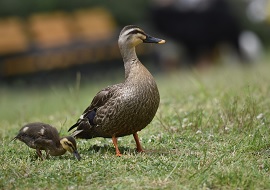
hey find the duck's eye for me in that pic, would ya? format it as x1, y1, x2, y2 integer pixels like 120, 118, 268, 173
64, 141, 75, 150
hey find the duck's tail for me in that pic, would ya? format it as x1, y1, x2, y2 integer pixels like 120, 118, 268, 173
69, 109, 96, 132
68, 122, 79, 132
70, 130, 83, 137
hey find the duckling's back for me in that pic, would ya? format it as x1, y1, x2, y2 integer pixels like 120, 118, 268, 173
14, 122, 60, 149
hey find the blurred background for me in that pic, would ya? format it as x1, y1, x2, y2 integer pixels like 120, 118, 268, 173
0, 0, 269, 84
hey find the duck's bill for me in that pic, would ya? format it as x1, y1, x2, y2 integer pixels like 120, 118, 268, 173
143, 35, 166, 44
73, 150, 81, 161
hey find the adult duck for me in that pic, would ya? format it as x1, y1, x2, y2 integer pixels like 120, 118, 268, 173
68, 25, 165, 156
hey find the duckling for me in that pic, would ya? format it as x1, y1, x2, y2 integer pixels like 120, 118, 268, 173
68, 25, 165, 156
13, 122, 81, 160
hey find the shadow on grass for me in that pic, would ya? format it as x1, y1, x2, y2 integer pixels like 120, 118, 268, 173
88, 144, 180, 156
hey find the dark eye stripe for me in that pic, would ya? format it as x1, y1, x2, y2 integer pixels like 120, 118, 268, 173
127, 29, 146, 36
65, 142, 75, 150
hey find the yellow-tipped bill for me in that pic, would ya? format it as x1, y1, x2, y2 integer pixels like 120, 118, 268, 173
158, 39, 166, 44
143, 34, 166, 44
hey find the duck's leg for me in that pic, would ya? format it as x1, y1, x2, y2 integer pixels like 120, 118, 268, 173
36, 149, 44, 160
112, 136, 122, 157
45, 150, 50, 159
133, 133, 144, 153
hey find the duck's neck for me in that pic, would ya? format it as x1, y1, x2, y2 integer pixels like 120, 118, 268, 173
119, 45, 139, 79
48, 144, 66, 156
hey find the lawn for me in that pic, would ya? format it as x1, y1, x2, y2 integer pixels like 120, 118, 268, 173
1, 59, 270, 189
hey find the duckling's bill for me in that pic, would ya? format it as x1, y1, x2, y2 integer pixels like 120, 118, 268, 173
143, 35, 166, 44
73, 150, 81, 161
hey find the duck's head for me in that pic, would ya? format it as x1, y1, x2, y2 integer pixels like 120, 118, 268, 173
118, 25, 166, 48
60, 136, 81, 161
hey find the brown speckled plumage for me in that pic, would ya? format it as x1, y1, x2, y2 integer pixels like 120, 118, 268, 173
68, 25, 165, 156
13, 122, 81, 160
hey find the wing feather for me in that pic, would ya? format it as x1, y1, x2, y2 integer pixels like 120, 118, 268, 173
68, 84, 123, 132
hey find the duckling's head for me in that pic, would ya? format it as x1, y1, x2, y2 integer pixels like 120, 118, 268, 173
119, 25, 165, 48
60, 136, 81, 161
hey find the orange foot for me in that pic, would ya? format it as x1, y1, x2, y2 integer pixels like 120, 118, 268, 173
116, 152, 122, 157
137, 148, 144, 153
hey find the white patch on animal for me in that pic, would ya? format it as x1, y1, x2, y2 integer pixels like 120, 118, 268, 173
80, 115, 84, 119
22, 127, 29, 132
40, 127, 45, 135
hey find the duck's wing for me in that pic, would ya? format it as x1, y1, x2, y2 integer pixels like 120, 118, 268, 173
68, 84, 123, 133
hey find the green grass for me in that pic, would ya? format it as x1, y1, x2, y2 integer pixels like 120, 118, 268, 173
1, 61, 270, 189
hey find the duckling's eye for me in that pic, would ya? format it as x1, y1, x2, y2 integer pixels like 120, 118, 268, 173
64, 142, 75, 150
